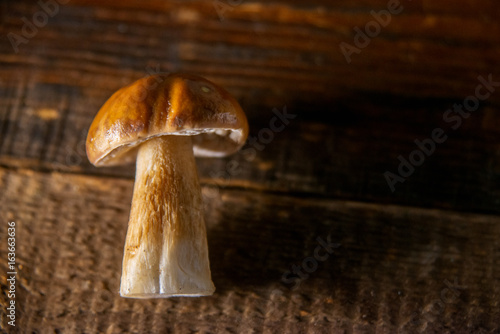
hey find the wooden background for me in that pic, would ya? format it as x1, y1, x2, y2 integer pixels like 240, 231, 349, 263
0, 0, 499, 333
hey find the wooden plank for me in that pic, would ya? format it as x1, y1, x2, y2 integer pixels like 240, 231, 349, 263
0, 167, 499, 333
0, 0, 499, 107
1, 78, 499, 213
1, 0, 500, 214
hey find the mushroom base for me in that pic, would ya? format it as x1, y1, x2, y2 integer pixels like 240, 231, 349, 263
120, 135, 215, 298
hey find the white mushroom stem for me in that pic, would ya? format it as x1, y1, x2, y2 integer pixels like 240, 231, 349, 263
120, 135, 215, 298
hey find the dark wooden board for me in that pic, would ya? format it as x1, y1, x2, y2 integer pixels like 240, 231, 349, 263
1, 80, 499, 213
0, 167, 499, 333
1, 0, 500, 214
1, 0, 500, 105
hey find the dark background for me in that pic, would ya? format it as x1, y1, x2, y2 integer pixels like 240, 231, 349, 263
0, 0, 499, 333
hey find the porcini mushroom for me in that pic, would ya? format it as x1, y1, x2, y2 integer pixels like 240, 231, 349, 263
86, 73, 248, 298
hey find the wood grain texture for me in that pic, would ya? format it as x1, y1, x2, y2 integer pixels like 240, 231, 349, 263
1, 0, 499, 104
1, 0, 500, 214
1, 0, 499, 332
0, 167, 499, 333
1, 81, 499, 214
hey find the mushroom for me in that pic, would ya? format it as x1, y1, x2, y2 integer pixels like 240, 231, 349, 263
86, 73, 248, 298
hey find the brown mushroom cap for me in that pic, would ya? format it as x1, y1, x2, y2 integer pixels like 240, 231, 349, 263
86, 73, 249, 166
